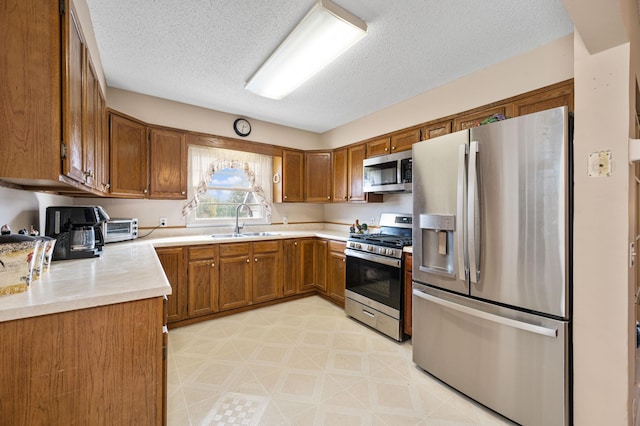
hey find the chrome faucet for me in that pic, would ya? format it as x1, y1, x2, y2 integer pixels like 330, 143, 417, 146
234, 203, 253, 235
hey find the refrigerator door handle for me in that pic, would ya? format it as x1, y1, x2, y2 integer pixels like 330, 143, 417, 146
456, 144, 467, 281
412, 289, 558, 338
467, 141, 480, 283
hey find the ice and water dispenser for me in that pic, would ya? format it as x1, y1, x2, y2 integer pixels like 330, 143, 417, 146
418, 214, 457, 277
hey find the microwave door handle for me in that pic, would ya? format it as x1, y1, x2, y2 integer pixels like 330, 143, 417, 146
456, 143, 467, 281
467, 141, 480, 284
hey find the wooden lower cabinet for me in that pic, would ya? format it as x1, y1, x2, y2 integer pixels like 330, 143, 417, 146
156, 246, 187, 323
187, 245, 219, 317
283, 239, 301, 296
252, 241, 283, 303
327, 240, 346, 306
0, 298, 165, 425
218, 241, 283, 311
404, 253, 413, 336
219, 243, 252, 311
300, 239, 318, 293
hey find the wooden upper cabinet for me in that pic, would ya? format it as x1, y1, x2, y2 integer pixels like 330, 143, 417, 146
282, 149, 304, 202
508, 82, 574, 117
347, 144, 366, 202
0, 0, 61, 182
390, 128, 420, 153
62, 0, 85, 184
332, 148, 348, 203
453, 106, 507, 131
365, 137, 391, 158
421, 120, 452, 140
109, 113, 149, 197
305, 151, 332, 202
149, 127, 187, 199
82, 52, 99, 190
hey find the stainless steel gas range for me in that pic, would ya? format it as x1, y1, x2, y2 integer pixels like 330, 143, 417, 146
344, 213, 412, 341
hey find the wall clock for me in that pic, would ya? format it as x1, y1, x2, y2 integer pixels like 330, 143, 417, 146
233, 118, 251, 137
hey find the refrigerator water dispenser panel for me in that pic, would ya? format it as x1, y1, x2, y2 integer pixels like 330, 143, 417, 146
419, 214, 456, 277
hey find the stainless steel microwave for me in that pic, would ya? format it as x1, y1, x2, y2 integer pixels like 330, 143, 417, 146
103, 218, 138, 243
363, 150, 412, 193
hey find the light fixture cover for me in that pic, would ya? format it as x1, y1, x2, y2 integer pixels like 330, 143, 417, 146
245, 0, 367, 100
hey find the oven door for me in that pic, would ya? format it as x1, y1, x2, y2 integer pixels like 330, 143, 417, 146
344, 248, 403, 315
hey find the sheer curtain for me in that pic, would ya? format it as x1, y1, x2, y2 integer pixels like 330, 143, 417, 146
182, 145, 272, 222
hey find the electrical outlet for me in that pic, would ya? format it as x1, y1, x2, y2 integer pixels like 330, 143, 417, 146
370, 217, 375, 224
159, 218, 167, 227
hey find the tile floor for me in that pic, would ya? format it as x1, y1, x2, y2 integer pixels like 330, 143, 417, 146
167, 296, 515, 425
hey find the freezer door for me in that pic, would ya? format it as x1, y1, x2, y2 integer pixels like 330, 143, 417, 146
412, 131, 469, 294
412, 285, 569, 426
469, 107, 569, 318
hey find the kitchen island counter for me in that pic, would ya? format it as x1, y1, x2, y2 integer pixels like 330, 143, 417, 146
0, 240, 171, 322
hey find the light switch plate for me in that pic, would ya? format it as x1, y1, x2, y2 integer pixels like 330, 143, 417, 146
588, 150, 612, 177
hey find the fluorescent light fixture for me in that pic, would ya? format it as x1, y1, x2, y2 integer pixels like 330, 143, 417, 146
245, 0, 367, 100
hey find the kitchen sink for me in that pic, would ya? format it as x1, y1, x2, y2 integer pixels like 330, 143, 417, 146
211, 232, 281, 238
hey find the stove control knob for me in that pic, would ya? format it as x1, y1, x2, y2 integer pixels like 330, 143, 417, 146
368, 245, 374, 252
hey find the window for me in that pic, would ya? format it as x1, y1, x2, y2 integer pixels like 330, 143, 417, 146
183, 145, 272, 226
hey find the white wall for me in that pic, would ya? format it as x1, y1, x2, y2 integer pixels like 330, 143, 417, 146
0, 186, 72, 235
106, 88, 324, 151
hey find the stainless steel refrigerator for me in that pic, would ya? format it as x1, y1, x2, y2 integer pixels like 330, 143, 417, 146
411, 106, 571, 426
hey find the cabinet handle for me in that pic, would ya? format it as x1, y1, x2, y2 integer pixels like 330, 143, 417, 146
181, 191, 186, 195
384, 147, 388, 151
327, 196, 330, 199
392, 146, 397, 150
254, 258, 258, 262
343, 258, 346, 262
246, 259, 250, 263
284, 195, 288, 200
211, 263, 215, 267
143, 188, 148, 194
294, 242, 298, 246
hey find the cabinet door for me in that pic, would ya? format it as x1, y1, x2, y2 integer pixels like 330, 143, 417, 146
509, 83, 574, 117
299, 239, 316, 293
109, 113, 149, 197
155, 247, 187, 323
390, 128, 420, 153
314, 240, 327, 292
332, 148, 348, 203
282, 239, 300, 296
219, 243, 252, 311
282, 150, 304, 202
347, 144, 366, 202
82, 53, 98, 189
328, 244, 346, 305
0, 0, 61, 182
453, 106, 507, 131
365, 136, 390, 158
421, 120, 452, 140
404, 253, 412, 336
252, 241, 282, 303
305, 152, 332, 202
97, 89, 110, 193
62, 1, 85, 183
149, 127, 187, 199
187, 246, 218, 317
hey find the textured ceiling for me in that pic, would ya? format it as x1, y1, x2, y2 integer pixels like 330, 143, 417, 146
85, 0, 573, 133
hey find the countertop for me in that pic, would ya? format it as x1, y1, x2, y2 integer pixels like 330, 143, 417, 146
0, 229, 350, 323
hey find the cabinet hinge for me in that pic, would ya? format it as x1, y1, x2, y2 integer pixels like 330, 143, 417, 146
59, 0, 65, 14
60, 143, 67, 159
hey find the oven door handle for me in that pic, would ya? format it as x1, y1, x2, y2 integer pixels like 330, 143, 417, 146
344, 249, 402, 268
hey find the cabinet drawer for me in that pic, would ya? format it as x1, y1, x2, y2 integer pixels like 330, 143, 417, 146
253, 240, 281, 253
188, 245, 217, 260
220, 243, 250, 257
329, 240, 346, 252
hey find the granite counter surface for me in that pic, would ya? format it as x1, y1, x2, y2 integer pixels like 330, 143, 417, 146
0, 230, 349, 322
